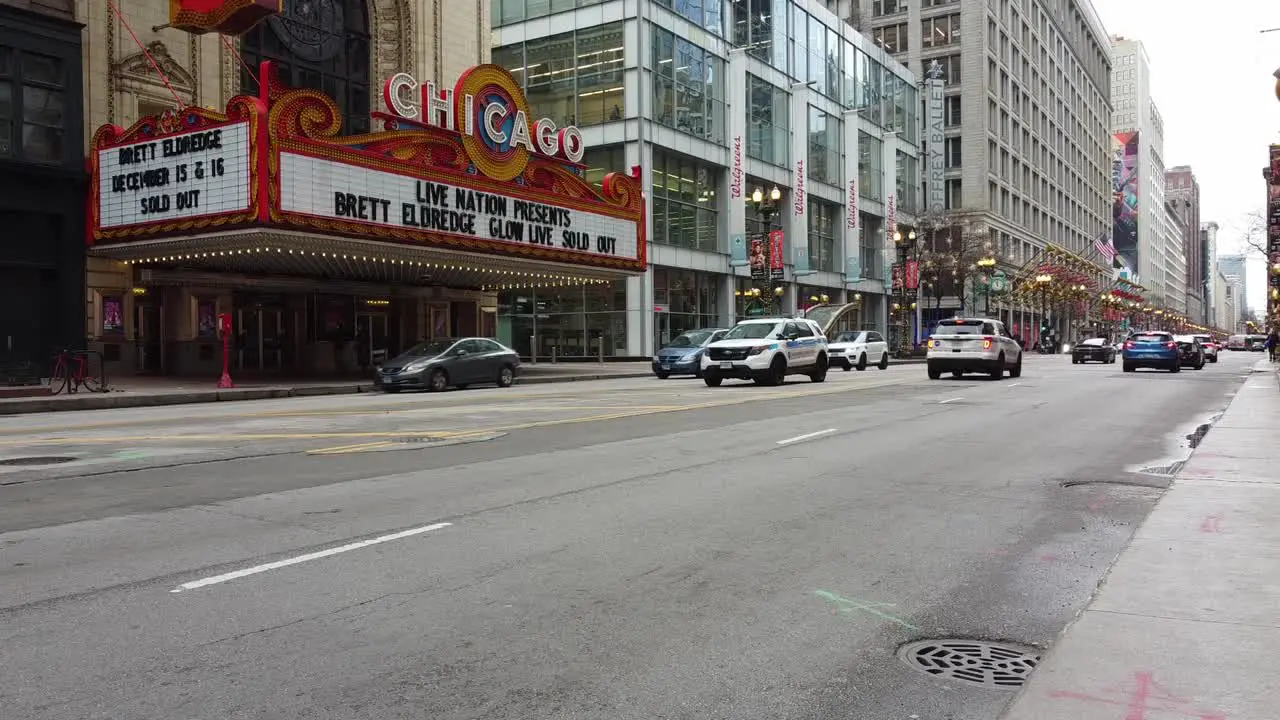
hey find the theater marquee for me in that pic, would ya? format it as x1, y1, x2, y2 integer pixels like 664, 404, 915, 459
87, 61, 646, 274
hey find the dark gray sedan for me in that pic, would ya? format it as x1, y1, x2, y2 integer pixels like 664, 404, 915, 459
376, 338, 520, 392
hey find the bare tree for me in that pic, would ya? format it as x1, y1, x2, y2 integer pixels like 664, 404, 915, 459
1236, 209, 1269, 257
917, 211, 996, 314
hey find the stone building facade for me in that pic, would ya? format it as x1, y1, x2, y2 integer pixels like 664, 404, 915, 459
77, 0, 489, 374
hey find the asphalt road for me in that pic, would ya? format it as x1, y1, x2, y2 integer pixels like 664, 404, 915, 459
0, 351, 1257, 719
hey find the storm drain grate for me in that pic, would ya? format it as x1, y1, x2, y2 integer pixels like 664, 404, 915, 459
897, 639, 1040, 690
0, 456, 76, 466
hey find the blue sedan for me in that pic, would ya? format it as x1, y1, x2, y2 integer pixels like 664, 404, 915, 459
652, 328, 727, 378
1122, 331, 1181, 373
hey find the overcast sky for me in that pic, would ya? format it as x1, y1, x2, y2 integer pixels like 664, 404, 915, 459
1091, 0, 1279, 313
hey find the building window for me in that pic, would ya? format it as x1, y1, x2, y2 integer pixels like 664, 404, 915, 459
858, 131, 883, 202
0, 47, 68, 164
921, 14, 961, 48
242, 0, 370, 133
747, 74, 788, 166
874, 23, 910, 54
944, 137, 961, 168
896, 150, 919, 213
860, 213, 884, 279
872, 0, 906, 16
493, 0, 607, 27
807, 106, 840, 185
922, 0, 959, 5
652, 27, 724, 142
933, 54, 961, 84
944, 95, 961, 126
808, 199, 839, 272
655, 0, 724, 34
729, 0, 787, 70
497, 281, 626, 358
497, 24, 625, 129
653, 268, 724, 346
651, 149, 719, 252
581, 146, 626, 192
945, 178, 962, 209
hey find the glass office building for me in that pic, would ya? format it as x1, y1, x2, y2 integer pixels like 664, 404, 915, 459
493, 0, 921, 356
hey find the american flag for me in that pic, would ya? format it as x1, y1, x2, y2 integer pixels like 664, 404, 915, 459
1093, 233, 1118, 264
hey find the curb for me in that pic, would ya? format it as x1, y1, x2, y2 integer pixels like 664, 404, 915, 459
0, 371, 654, 416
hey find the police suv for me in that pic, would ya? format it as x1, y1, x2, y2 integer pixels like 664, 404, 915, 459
926, 316, 1023, 380
700, 317, 829, 387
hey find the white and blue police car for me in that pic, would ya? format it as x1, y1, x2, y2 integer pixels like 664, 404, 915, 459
699, 317, 829, 387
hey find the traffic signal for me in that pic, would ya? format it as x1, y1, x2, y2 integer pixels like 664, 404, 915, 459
1040, 319, 1050, 334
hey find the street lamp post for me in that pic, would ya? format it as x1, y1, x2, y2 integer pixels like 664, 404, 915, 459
1035, 273, 1053, 352
894, 229, 918, 357
751, 186, 783, 313
976, 255, 997, 315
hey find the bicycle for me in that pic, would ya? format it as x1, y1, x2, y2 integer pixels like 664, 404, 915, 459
49, 349, 106, 395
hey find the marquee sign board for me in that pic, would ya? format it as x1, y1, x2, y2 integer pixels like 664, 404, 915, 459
86, 61, 646, 273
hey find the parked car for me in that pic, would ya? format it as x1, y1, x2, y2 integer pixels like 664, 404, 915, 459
1191, 334, 1219, 363
700, 317, 828, 387
828, 330, 890, 371
376, 338, 520, 392
1121, 331, 1180, 373
652, 328, 727, 378
1071, 337, 1116, 364
925, 317, 1023, 380
1173, 335, 1206, 370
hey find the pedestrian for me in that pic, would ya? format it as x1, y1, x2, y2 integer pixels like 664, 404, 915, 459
1267, 328, 1279, 362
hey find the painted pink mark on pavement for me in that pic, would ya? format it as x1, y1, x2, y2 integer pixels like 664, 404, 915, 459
1200, 514, 1223, 534
1049, 671, 1226, 719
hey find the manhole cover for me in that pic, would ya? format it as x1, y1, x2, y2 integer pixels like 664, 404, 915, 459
897, 639, 1040, 690
0, 456, 76, 466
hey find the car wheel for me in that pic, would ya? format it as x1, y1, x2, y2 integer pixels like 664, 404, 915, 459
765, 357, 786, 386
1010, 353, 1023, 378
497, 365, 516, 388
1170, 363, 1181, 373
856, 353, 867, 371
703, 372, 722, 387
1209, 356, 1217, 363
951, 370, 963, 378
1072, 357, 1080, 364
1123, 362, 1134, 372
927, 364, 942, 380
427, 369, 449, 391
878, 353, 889, 370
656, 371, 670, 379
1195, 362, 1204, 370
809, 354, 828, 383
841, 361, 852, 371
989, 354, 1005, 380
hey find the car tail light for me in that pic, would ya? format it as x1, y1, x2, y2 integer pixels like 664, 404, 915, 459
982, 337, 993, 349
1124, 341, 1134, 350
1167, 342, 1177, 350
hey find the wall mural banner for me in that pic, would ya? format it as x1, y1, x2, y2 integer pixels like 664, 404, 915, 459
925, 77, 946, 215
730, 233, 748, 266
85, 61, 647, 273
1112, 131, 1140, 276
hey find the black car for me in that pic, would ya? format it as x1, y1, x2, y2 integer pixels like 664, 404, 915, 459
376, 338, 520, 392
1071, 338, 1116, 364
1173, 335, 1205, 370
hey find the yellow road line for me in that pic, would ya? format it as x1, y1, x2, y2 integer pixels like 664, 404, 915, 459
307, 440, 398, 455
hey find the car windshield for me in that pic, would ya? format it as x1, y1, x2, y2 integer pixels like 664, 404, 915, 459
1131, 333, 1172, 343
1193, 335, 1212, 343
1079, 338, 1105, 346
833, 331, 863, 343
667, 331, 713, 348
724, 322, 781, 340
401, 340, 455, 357
935, 322, 983, 335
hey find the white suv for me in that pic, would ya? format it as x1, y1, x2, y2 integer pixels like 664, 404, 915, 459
926, 317, 1023, 380
701, 317, 829, 387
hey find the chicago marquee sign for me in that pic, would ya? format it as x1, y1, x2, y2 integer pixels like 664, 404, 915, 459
87, 61, 646, 273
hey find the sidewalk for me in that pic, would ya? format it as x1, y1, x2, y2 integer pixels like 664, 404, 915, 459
1000, 359, 1280, 719
0, 362, 653, 416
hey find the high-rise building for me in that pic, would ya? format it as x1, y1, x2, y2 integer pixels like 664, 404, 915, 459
493, 0, 925, 355
1109, 37, 1168, 303
854, 0, 1113, 266
1201, 221, 1221, 326
1166, 166, 1202, 322
1218, 254, 1249, 321
1213, 269, 1235, 333
1161, 200, 1188, 315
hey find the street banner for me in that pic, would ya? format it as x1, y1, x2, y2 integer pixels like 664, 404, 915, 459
905, 260, 920, 290
792, 243, 813, 276
749, 235, 766, 281
845, 253, 862, 284
730, 233, 747, 266
891, 263, 903, 291
769, 230, 785, 280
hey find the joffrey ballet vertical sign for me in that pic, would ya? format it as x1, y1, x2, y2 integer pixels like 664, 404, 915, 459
925, 60, 946, 215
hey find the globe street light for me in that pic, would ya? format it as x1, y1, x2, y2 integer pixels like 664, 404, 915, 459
751, 186, 784, 311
